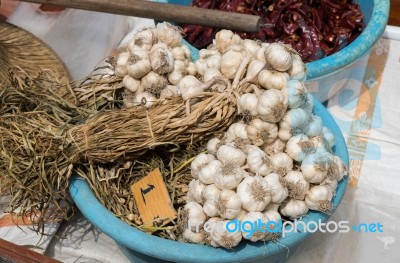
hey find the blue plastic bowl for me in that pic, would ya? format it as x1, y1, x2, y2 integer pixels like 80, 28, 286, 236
70, 96, 350, 263
161, 0, 389, 102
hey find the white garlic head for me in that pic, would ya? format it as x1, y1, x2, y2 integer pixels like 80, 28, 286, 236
141, 71, 168, 98
226, 122, 249, 141
301, 152, 331, 184
288, 53, 306, 82
214, 29, 242, 53
304, 115, 323, 137
305, 185, 334, 212
115, 51, 130, 77
264, 43, 293, 72
239, 93, 259, 117
217, 145, 247, 166
198, 160, 221, 185
270, 152, 293, 176
284, 171, 310, 200
168, 60, 187, 85
241, 212, 269, 242
184, 202, 207, 232
206, 137, 222, 156
122, 75, 141, 93
214, 162, 247, 190
190, 153, 215, 179
287, 80, 307, 109
262, 138, 286, 155
202, 184, 221, 201
215, 189, 242, 219
156, 22, 182, 48
246, 60, 266, 79
149, 43, 175, 75
133, 91, 156, 108
237, 175, 271, 212
257, 89, 288, 123
258, 69, 289, 90
210, 220, 242, 249
187, 179, 206, 204
246, 118, 278, 146
286, 134, 315, 162
278, 108, 310, 141
264, 173, 288, 204
246, 148, 273, 176
183, 228, 205, 244
220, 45, 246, 79
280, 199, 309, 219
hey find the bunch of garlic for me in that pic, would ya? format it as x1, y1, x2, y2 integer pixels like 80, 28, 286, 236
181, 32, 347, 248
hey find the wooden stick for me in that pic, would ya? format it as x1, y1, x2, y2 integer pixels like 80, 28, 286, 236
18, 0, 269, 32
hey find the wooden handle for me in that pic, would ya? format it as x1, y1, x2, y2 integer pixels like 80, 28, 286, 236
18, 0, 264, 32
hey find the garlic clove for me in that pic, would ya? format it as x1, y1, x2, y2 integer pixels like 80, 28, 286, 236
258, 69, 289, 90
239, 93, 259, 118
168, 60, 187, 85
241, 212, 269, 242
184, 202, 207, 232
203, 200, 219, 217
220, 45, 246, 79
284, 171, 310, 200
206, 137, 222, 156
246, 60, 266, 79
202, 184, 221, 201
190, 153, 215, 179
214, 29, 242, 54
264, 43, 294, 72
301, 152, 330, 184
270, 152, 293, 176
305, 185, 334, 213
286, 134, 315, 162
198, 160, 221, 185
215, 189, 242, 219
122, 75, 141, 93
115, 51, 130, 77
216, 145, 247, 166
288, 53, 306, 82
257, 89, 288, 123
149, 43, 175, 75
246, 148, 273, 176
264, 173, 288, 204
226, 122, 249, 141
186, 62, 197, 76
210, 220, 242, 249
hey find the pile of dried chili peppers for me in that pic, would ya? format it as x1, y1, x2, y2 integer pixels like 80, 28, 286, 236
182, 0, 365, 62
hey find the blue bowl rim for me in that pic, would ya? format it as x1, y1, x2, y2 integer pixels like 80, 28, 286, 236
69, 96, 350, 263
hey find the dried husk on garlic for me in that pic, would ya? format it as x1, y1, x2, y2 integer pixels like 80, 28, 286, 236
305, 185, 334, 213
215, 189, 242, 219
258, 69, 289, 90
214, 29, 242, 53
141, 71, 168, 98
246, 118, 278, 146
237, 175, 271, 212
257, 89, 287, 123
280, 199, 309, 219
284, 171, 310, 200
156, 22, 182, 48
326, 155, 347, 181
214, 162, 248, 190
286, 134, 315, 162
149, 43, 175, 75
264, 43, 293, 72
127, 48, 152, 79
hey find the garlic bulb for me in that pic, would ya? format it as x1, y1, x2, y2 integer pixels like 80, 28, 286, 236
301, 152, 331, 184
160, 85, 179, 100
178, 75, 202, 93
185, 202, 207, 232
215, 190, 242, 219
183, 228, 205, 244
284, 171, 310, 200
280, 199, 309, 219
287, 80, 307, 109
237, 175, 271, 212
322, 127, 335, 149
239, 93, 259, 117
122, 75, 141, 93
288, 53, 306, 82
214, 29, 242, 53
198, 160, 221, 185
241, 212, 269, 242
246, 118, 278, 146
286, 134, 315, 162
141, 71, 168, 98
190, 153, 215, 179
217, 145, 247, 166
206, 137, 222, 156
129, 28, 157, 51
202, 184, 221, 201
310, 135, 330, 153
220, 45, 245, 79
115, 51, 130, 77
246, 60, 266, 79
305, 115, 323, 137
305, 185, 334, 212
321, 177, 338, 195
172, 45, 190, 61
126, 49, 152, 79
264, 43, 293, 72
211, 220, 242, 249
121, 89, 136, 108
149, 43, 175, 75
204, 217, 223, 247
262, 138, 286, 155
203, 200, 219, 217
168, 60, 187, 85
195, 59, 208, 76
187, 179, 206, 204
243, 39, 261, 54
270, 152, 293, 176
301, 93, 314, 114
327, 155, 346, 181
156, 22, 182, 48
133, 92, 156, 108
203, 50, 222, 70
186, 62, 197, 76
203, 68, 222, 82
263, 210, 282, 240
257, 89, 287, 123
278, 108, 310, 141
264, 173, 288, 204
258, 70, 289, 90
246, 148, 273, 176
214, 162, 247, 190
226, 122, 248, 141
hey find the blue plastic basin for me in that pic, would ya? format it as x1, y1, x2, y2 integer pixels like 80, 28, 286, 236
69, 95, 350, 263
